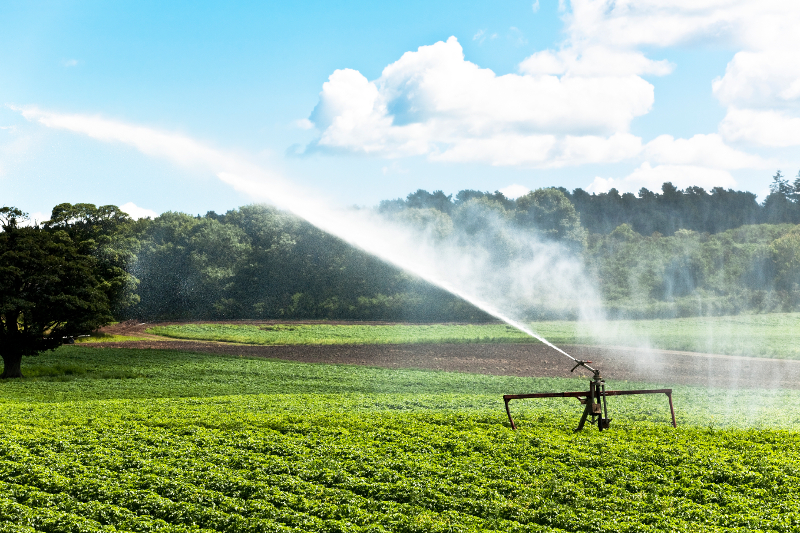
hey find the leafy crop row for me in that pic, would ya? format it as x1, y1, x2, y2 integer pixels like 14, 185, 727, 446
2, 347, 800, 531
1, 407, 799, 532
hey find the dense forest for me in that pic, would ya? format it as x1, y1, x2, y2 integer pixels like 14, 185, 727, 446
380, 170, 800, 235
4, 171, 800, 322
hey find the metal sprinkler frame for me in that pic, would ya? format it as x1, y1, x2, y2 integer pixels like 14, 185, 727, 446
503, 359, 677, 431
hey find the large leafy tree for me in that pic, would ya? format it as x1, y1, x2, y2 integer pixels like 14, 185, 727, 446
515, 188, 586, 249
44, 203, 141, 314
0, 207, 112, 378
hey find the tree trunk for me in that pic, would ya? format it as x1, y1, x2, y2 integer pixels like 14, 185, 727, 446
1, 354, 23, 378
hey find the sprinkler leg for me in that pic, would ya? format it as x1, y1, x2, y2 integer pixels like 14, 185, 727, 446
600, 382, 611, 430
576, 381, 595, 432
667, 392, 677, 428
575, 400, 592, 432
504, 398, 517, 430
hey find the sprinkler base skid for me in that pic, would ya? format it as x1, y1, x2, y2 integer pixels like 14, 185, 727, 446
503, 373, 676, 431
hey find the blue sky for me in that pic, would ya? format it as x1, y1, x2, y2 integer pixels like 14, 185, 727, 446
1, 1, 798, 220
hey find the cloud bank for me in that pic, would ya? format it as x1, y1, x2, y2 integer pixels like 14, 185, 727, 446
305, 0, 798, 192
565, 0, 800, 149
308, 36, 652, 167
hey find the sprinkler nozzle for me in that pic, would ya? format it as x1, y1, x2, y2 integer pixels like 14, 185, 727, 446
570, 360, 592, 372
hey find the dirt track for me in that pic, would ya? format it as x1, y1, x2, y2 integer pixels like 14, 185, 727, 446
93, 321, 800, 389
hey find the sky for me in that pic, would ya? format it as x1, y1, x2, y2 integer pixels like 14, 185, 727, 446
1, 0, 799, 221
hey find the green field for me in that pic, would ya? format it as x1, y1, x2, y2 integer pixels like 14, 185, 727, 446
146, 323, 537, 346
75, 332, 150, 344
149, 312, 800, 359
573, 313, 800, 360
2, 346, 800, 532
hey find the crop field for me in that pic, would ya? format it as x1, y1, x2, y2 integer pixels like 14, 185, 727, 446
577, 313, 800, 360
75, 332, 150, 344
149, 312, 800, 359
2, 346, 800, 532
146, 323, 538, 346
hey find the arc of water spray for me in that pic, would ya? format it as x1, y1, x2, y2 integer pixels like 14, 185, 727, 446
16, 106, 582, 366
220, 172, 582, 365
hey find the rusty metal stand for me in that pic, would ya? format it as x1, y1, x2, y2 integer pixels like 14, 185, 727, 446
503, 360, 676, 431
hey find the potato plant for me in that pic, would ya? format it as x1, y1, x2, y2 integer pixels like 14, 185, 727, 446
0, 347, 798, 531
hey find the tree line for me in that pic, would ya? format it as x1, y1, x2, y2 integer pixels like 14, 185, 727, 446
382, 170, 800, 236
2, 173, 800, 376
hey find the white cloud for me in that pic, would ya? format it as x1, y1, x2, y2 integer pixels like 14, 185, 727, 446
532, 1, 540, 13
557, 1, 800, 147
643, 133, 767, 169
499, 184, 531, 199
561, 0, 800, 51
519, 46, 673, 77
13, 105, 290, 204
297, 1, 800, 173
430, 131, 642, 167
308, 37, 652, 167
711, 42, 800, 147
719, 107, 800, 148
11, 105, 263, 174
62, 59, 79, 67
712, 50, 800, 109
119, 202, 158, 220
586, 162, 736, 194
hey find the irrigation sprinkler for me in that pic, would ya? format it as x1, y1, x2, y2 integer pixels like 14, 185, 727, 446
503, 359, 676, 431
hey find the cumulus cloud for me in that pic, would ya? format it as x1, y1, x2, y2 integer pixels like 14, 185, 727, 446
519, 46, 673, 77
719, 108, 800, 148
707, 6, 800, 147
119, 202, 158, 220
305, 0, 800, 171
561, 0, 800, 147
307, 37, 653, 167
587, 163, 736, 194
533, 1, 800, 150
643, 133, 768, 169
564, 0, 748, 49
499, 184, 531, 199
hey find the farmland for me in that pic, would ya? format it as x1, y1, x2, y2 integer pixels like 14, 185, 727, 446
146, 323, 538, 346
2, 346, 800, 531
149, 312, 800, 359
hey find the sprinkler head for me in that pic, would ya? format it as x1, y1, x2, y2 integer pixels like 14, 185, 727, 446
570, 359, 597, 375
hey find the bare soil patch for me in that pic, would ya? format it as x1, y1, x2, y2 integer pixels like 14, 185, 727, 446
95, 321, 800, 389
